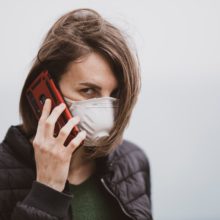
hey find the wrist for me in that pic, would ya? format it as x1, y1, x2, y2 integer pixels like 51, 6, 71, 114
36, 178, 64, 192
23, 181, 73, 218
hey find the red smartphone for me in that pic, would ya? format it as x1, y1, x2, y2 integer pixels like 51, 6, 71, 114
26, 70, 79, 146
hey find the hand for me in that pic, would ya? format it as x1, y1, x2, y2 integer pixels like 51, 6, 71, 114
32, 99, 86, 192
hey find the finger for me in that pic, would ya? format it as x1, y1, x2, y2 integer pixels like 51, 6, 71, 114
56, 116, 80, 144
39, 98, 52, 122
36, 98, 52, 137
44, 103, 66, 137
66, 130, 87, 154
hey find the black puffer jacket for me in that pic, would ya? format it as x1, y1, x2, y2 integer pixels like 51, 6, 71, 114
0, 125, 152, 220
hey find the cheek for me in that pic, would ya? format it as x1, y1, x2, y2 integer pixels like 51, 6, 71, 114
58, 82, 80, 100
63, 90, 83, 101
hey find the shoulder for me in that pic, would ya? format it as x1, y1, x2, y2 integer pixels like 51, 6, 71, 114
0, 129, 35, 189
110, 139, 150, 171
105, 139, 152, 203
0, 132, 35, 212
0, 141, 23, 170
0, 126, 28, 170
0, 140, 34, 183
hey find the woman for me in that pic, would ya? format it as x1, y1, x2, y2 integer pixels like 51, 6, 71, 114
0, 8, 152, 220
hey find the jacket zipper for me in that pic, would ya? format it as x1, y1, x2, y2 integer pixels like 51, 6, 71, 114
101, 178, 135, 220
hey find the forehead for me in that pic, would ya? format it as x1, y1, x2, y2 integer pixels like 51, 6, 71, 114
64, 52, 118, 90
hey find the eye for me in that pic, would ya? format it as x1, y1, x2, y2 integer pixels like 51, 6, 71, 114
111, 89, 120, 98
80, 88, 96, 95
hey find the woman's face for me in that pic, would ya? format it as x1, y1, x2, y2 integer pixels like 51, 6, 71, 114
59, 52, 119, 101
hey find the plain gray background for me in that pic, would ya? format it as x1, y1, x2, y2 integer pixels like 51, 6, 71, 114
0, 1, 219, 220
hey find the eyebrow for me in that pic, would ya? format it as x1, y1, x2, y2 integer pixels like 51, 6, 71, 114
79, 82, 118, 92
79, 82, 102, 90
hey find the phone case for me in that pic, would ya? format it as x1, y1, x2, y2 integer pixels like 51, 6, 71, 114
26, 70, 79, 146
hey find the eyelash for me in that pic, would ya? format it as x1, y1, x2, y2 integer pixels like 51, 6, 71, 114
111, 89, 120, 98
80, 88, 96, 95
80, 88, 120, 98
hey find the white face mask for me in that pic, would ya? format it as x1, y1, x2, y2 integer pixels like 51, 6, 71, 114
64, 96, 119, 146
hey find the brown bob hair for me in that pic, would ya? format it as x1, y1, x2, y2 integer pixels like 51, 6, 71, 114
19, 8, 141, 158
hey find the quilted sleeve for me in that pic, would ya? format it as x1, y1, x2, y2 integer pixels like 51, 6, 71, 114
10, 181, 73, 220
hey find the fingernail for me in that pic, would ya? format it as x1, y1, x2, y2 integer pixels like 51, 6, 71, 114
60, 103, 66, 108
75, 115, 80, 121
82, 130, 87, 137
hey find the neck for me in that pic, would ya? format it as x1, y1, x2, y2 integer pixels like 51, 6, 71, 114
67, 145, 96, 185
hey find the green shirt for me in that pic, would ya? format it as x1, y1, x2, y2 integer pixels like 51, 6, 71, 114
69, 174, 125, 220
